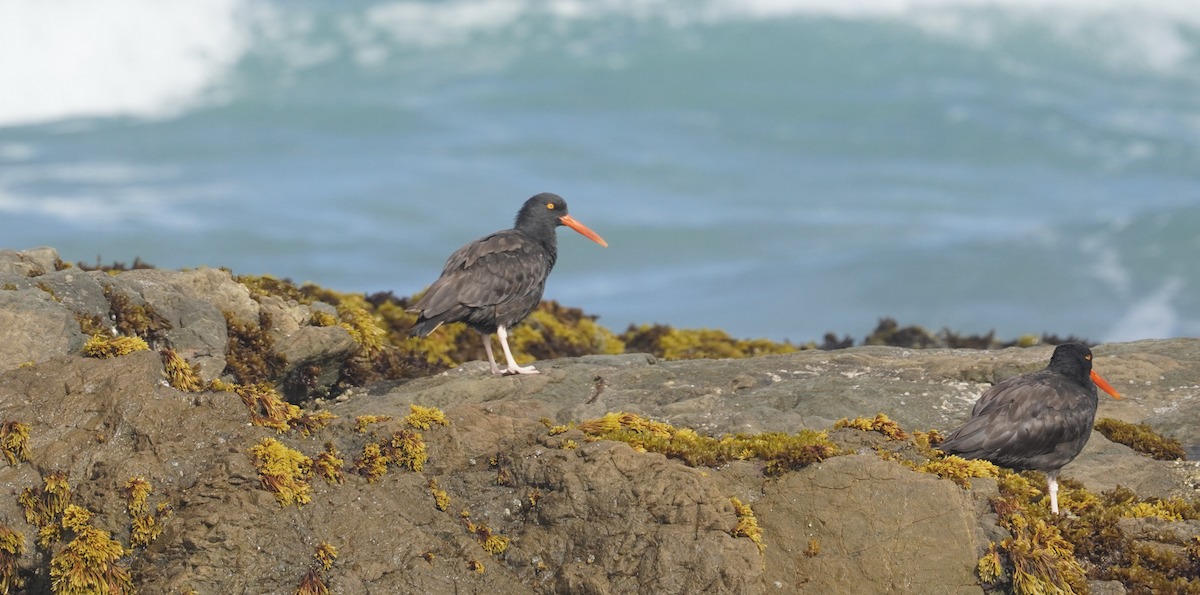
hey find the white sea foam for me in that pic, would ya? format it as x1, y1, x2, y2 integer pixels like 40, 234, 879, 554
0, 0, 248, 127
1103, 278, 1185, 342
0, 163, 202, 228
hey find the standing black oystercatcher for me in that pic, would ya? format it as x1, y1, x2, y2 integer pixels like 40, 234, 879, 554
938, 342, 1122, 514
407, 193, 607, 375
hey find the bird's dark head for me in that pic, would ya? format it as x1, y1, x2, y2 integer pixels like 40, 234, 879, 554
1049, 342, 1121, 400
515, 193, 607, 247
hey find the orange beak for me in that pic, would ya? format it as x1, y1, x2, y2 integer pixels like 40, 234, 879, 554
1090, 369, 1121, 400
559, 214, 608, 247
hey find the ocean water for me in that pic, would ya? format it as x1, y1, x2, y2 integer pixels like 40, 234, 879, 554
1, 0, 1199, 344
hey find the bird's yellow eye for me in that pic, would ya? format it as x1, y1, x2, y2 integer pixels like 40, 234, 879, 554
547, 203, 555, 209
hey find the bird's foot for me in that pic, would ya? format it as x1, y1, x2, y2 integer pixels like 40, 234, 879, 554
488, 363, 503, 375
504, 364, 540, 375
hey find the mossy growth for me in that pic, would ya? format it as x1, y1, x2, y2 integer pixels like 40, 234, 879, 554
0, 284, 15, 291
353, 415, 393, 433
729, 497, 765, 553
0, 526, 25, 595
386, 430, 427, 472
985, 473, 1089, 595
20, 472, 71, 541
468, 559, 485, 574
507, 301, 626, 364
104, 286, 172, 347
161, 349, 203, 392
353, 443, 389, 483
404, 405, 448, 430
469, 523, 509, 555
429, 478, 450, 511
621, 324, 805, 360
1, 421, 31, 466
1094, 418, 1186, 461
907, 455, 999, 489
49, 505, 133, 595
81, 335, 149, 359
834, 413, 910, 441
982, 472, 1200, 594
211, 381, 334, 435
248, 438, 313, 508
576, 412, 840, 474
223, 311, 288, 385
804, 538, 820, 558
75, 313, 110, 338
311, 311, 338, 327
122, 477, 170, 548
35, 282, 61, 302
311, 442, 345, 485
295, 542, 337, 595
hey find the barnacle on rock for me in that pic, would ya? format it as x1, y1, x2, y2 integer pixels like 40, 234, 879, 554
1094, 418, 1186, 461
1, 421, 31, 466
81, 335, 149, 358
248, 438, 312, 508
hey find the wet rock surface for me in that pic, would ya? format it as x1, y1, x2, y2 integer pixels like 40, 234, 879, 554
0, 247, 1197, 594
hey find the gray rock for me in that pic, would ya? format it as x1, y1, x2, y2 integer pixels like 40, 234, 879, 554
0, 287, 87, 369
0, 246, 60, 277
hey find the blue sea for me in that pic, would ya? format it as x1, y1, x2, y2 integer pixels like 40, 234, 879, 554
1, 0, 1199, 344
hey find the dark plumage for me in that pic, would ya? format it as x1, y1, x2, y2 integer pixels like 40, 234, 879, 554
939, 342, 1122, 514
407, 193, 607, 375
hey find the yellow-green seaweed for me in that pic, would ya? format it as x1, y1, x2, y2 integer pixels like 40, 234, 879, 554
0, 526, 25, 595
576, 412, 839, 473
248, 438, 312, 508
404, 404, 448, 430
834, 413, 910, 441
730, 497, 765, 553
1094, 418, 1186, 461
161, 349, 203, 392
1, 421, 31, 466
49, 505, 133, 595
81, 335, 149, 358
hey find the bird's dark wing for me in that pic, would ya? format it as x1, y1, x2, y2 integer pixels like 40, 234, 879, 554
940, 372, 1097, 470
410, 230, 550, 319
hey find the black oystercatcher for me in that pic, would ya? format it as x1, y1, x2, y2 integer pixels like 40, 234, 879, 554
407, 193, 607, 375
938, 342, 1122, 514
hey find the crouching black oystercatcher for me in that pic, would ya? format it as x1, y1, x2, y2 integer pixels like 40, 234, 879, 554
939, 342, 1122, 514
407, 193, 607, 375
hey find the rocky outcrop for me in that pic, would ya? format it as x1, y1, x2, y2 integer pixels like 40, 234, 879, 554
0, 247, 1197, 594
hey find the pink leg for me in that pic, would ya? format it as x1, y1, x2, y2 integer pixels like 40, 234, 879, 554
480, 332, 502, 375
497, 325, 538, 375
1048, 471, 1060, 515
